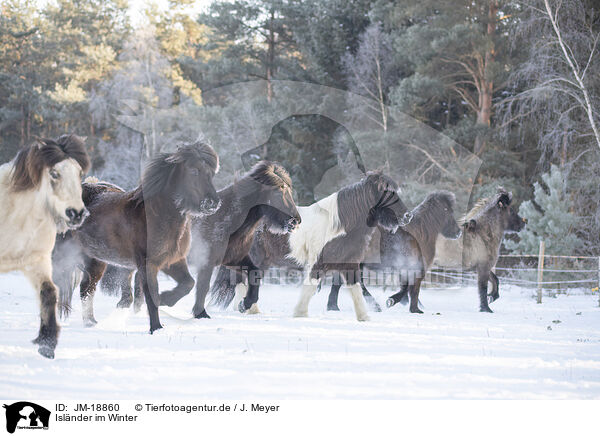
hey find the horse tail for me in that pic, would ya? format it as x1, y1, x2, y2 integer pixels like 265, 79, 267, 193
208, 265, 241, 309
52, 233, 83, 319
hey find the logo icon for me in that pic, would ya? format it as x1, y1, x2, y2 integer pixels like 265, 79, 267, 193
3, 402, 50, 433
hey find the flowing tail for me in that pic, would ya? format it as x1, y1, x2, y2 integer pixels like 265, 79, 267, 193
53, 233, 83, 319
208, 265, 243, 309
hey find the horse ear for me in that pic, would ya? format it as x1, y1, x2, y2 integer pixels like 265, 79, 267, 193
463, 219, 476, 231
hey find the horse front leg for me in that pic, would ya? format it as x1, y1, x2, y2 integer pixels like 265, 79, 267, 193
386, 284, 409, 308
24, 260, 60, 359
359, 265, 381, 312
488, 270, 500, 304
192, 265, 213, 319
294, 271, 317, 318
138, 261, 163, 333
80, 257, 107, 327
478, 267, 493, 313
159, 258, 195, 307
326, 271, 342, 311
239, 258, 263, 314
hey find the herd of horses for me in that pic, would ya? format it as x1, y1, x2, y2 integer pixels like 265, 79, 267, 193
0, 134, 526, 359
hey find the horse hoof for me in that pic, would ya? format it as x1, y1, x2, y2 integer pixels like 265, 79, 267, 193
38, 345, 55, 359
194, 309, 211, 319
238, 301, 247, 314
293, 310, 308, 318
327, 305, 340, 311
83, 318, 97, 328
410, 308, 424, 314
386, 298, 395, 308
247, 303, 261, 315
357, 314, 370, 322
149, 324, 163, 334
480, 306, 494, 313
116, 299, 132, 309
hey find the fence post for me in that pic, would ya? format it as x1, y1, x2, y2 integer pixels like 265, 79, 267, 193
537, 240, 545, 304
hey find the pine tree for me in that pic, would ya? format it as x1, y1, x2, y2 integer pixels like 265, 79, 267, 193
505, 165, 585, 254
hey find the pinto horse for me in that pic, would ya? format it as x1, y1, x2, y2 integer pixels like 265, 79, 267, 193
0, 135, 90, 358
55, 142, 220, 333
210, 172, 411, 321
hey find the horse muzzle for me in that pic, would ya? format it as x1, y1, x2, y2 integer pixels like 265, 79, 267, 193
198, 198, 221, 216
66, 207, 89, 229
285, 216, 301, 232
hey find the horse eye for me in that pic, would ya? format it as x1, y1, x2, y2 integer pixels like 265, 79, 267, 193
50, 169, 60, 180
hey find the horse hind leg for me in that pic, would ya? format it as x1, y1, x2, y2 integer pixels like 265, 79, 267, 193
116, 269, 134, 309
80, 257, 107, 327
133, 271, 144, 313
386, 284, 409, 308
487, 271, 500, 304
326, 271, 342, 311
159, 258, 195, 307
409, 279, 424, 314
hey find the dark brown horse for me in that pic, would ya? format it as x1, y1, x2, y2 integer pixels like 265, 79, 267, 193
55, 142, 220, 333
188, 161, 301, 319
433, 188, 526, 312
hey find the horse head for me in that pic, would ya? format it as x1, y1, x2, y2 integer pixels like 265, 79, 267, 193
10, 134, 91, 233
249, 161, 301, 233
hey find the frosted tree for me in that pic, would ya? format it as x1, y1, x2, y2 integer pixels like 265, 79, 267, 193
505, 165, 585, 254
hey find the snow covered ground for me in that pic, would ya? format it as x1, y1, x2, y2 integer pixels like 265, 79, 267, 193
1, 271, 599, 400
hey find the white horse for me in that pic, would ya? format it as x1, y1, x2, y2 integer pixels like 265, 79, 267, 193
0, 135, 90, 358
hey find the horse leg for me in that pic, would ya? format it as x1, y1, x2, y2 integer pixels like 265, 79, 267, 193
159, 258, 195, 307
133, 271, 145, 313
24, 259, 60, 359
488, 271, 500, 304
239, 259, 263, 314
80, 257, 107, 327
409, 278, 424, 314
345, 270, 370, 321
359, 267, 381, 312
192, 265, 213, 319
137, 261, 163, 333
327, 271, 342, 311
386, 284, 409, 308
478, 267, 493, 313
294, 282, 317, 318
116, 269, 134, 309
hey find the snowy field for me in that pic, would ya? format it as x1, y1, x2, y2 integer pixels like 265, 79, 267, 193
1, 271, 600, 400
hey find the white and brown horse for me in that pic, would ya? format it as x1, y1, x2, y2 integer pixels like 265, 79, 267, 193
0, 135, 90, 358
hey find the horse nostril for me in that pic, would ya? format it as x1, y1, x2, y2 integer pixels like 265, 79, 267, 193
66, 208, 77, 221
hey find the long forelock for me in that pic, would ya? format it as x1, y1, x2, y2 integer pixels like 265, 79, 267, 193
248, 161, 292, 190
9, 134, 89, 191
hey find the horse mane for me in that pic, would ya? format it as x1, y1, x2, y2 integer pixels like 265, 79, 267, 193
247, 161, 292, 189
131, 142, 219, 205
460, 187, 512, 225
403, 190, 456, 243
337, 171, 398, 231
9, 134, 90, 192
